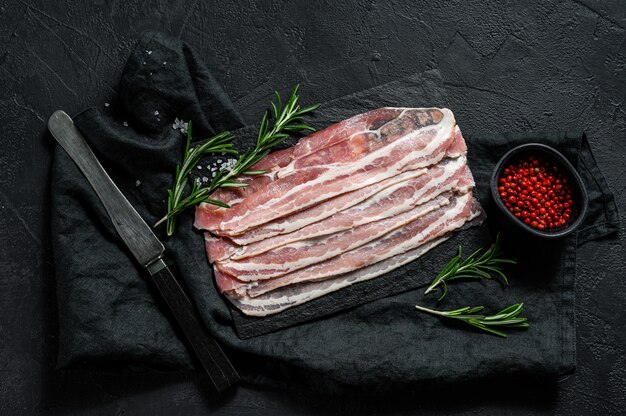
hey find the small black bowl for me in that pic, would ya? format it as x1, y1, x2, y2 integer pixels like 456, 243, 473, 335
490, 143, 588, 239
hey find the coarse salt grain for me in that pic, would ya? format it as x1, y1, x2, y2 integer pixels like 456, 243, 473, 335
104, 102, 109, 107
147, 50, 152, 55
123, 121, 128, 127
135, 180, 141, 187
154, 110, 159, 116
197, 165, 202, 170
221, 158, 237, 171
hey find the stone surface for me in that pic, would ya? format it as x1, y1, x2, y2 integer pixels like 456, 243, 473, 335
1, 0, 625, 414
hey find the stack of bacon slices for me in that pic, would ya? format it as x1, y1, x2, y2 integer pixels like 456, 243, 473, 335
194, 108, 483, 316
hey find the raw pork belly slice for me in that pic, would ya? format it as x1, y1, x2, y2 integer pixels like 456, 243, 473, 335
201, 147, 294, 210
216, 191, 478, 298
194, 107, 484, 316
203, 168, 428, 263
220, 155, 472, 262
195, 108, 457, 235
229, 169, 426, 245
227, 208, 485, 317
201, 125, 468, 263
227, 237, 448, 317
216, 193, 453, 281
196, 108, 404, 218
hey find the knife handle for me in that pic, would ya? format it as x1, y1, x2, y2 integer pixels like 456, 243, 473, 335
47, 110, 164, 267
149, 260, 240, 392
48, 110, 239, 392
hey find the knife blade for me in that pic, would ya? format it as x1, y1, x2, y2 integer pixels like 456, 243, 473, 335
48, 110, 239, 392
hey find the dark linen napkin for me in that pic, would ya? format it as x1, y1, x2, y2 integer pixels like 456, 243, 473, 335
51, 32, 619, 390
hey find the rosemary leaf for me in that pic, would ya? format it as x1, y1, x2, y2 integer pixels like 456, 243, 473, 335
415, 302, 529, 338
424, 233, 515, 301
220, 182, 249, 188
155, 84, 319, 236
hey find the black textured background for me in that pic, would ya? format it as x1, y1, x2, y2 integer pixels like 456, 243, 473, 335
1, 1, 625, 415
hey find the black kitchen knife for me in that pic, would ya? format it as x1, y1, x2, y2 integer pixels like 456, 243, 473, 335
48, 110, 239, 392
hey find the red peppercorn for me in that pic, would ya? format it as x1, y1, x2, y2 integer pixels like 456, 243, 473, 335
498, 154, 576, 231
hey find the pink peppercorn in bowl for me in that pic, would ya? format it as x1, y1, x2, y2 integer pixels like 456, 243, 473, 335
490, 143, 588, 239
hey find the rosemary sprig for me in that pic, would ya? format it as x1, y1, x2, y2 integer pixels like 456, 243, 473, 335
156, 123, 238, 236
224, 83, 320, 182
415, 302, 529, 338
155, 84, 319, 236
424, 233, 515, 301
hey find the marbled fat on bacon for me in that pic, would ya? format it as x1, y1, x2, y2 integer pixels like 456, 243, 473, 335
196, 108, 403, 217
228, 170, 426, 246
215, 193, 453, 281
194, 108, 457, 236
226, 237, 448, 317
226, 156, 473, 261
204, 154, 471, 263
226, 205, 484, 317
203, 128, 467, 264
206, 125, 467, 257
199, 147, 294, 210
193, 108, 483, 316
216, 192, 481, 301
203, 169, 428, 263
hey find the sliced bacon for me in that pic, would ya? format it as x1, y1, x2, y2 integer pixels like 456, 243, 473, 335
199, 121, 465, 249
195, 108, 457, 235
198, 108, 402, 210
203, 126, 467, 263
200, 147, 294, 210
203, 168, 428, 263
225, 236, 449, 316
227, 156, 473, 260
225, 204, 484, 317
217, 192, 477, 298
215, 193, 454, 281
230, 169, 426, 244
205, 155, 471, 263
194, 108, 483, 316
227, 126, 466, 246
290, 107, 405, 159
